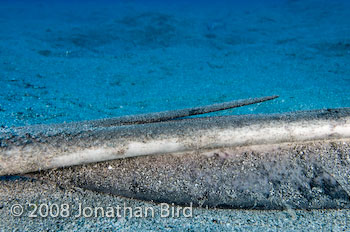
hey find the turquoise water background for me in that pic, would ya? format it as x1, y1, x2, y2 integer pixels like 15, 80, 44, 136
1, 1, 350, 231
0, 0, 349, 127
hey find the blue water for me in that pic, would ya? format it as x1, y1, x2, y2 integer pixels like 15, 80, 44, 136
1, 1, 350, 230
0, 0, 349, 127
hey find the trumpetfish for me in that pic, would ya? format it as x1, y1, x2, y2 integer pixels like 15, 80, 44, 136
1, 95, 350, 210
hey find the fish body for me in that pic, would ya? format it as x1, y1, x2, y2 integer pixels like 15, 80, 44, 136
1, 97, 350, 209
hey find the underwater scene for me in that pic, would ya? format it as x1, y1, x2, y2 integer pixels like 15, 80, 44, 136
1, 0, 350, 231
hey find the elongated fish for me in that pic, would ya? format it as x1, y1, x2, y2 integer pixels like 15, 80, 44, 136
0, 95, 278, 175
1, 96, 350, 210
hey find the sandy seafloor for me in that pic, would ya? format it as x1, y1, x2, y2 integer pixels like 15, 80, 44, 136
0, 0, 350, 231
